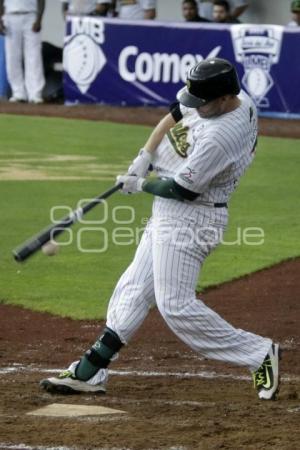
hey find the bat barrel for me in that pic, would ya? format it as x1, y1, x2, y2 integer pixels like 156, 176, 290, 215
12, 183, 123, 263
13, 219, 72, 262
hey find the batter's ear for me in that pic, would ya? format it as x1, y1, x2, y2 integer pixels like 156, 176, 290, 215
219, 95, 233, 106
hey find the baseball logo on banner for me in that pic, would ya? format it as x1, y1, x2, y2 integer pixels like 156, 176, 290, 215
63, 18, 107, 94
230, 25, 284, 108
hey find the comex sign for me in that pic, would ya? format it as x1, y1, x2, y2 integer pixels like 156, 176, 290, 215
64, 17, 221, 94
118, 46, 221, 83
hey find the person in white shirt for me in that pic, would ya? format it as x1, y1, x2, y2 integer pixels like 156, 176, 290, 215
61, 0, 112, 18
0, 0, 45, 103
198, 0, 248, 21
115, 0, 156, 20
287, 0, 300, 27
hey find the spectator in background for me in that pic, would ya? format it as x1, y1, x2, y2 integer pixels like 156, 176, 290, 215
287, 0, 300, 27
61, 0, 112, 18
0, 0, 45, 103
114, 0, 156, 20
198, 0, 248, 22
212, 0, 240, 23
182, 0, 210, 22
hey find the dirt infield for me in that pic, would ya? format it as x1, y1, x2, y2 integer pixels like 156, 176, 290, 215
0, 258, 299, 450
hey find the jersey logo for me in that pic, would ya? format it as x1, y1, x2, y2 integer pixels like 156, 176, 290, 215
167, 123, 190, 158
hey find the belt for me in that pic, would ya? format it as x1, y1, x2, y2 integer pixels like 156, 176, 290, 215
214, 203, 227, 208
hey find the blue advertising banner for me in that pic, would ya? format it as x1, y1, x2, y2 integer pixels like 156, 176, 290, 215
63, 18, 300, 118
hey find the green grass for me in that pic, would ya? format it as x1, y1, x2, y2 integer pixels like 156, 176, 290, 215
0, 114, 299, 319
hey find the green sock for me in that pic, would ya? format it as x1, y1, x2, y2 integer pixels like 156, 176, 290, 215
75, 341, 115, 381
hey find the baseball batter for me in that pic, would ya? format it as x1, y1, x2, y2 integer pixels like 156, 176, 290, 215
41, 58, 280, 400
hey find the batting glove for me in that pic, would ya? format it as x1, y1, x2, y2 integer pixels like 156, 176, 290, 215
116, 175, 145, 194
127, 148, 153, 177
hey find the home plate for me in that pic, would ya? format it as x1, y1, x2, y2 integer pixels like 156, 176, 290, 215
27, 403, 126, 417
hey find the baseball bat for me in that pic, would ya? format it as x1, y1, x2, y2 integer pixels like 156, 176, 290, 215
13, 183, 122, 263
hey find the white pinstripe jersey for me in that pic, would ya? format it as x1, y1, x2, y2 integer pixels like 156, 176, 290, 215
152, 90, 258, 206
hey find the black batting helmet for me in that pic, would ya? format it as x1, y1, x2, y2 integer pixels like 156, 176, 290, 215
177, 58, 240, 108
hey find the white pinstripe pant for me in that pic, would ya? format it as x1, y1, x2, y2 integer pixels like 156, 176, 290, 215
107, 198, 271, 372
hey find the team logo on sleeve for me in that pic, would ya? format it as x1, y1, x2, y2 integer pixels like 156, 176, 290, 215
179, 167, 197, 185
167, 123, 190, 158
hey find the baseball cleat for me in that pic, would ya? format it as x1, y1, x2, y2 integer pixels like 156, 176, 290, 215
40, 369, 106, 395
252, 343, 281, 400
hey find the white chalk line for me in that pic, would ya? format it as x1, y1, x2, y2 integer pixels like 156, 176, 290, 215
110, 397, 216, 408
109, 368, 252, 381
0, 364, 299, 382
0, 445, 74, 450
0, 443, 186, 450
3, 441, 185, 450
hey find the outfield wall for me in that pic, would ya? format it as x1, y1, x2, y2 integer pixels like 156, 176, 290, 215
63, 18, 300, 119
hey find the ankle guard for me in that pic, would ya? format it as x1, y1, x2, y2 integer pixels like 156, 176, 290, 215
75, 327, 123, 381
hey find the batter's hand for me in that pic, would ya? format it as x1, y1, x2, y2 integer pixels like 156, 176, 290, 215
116, 175, 145, 194
127, 148, 153, 177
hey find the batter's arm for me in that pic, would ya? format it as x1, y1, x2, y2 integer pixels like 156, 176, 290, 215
142, 178, 198, 201
116, 175, 198, 201
127, 113, 176, 177
143, 113, 176, 155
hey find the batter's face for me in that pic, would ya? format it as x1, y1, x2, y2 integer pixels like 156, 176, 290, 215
196, 97, 226, 118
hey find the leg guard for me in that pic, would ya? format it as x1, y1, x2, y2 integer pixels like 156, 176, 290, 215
75, 327, 123, 381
